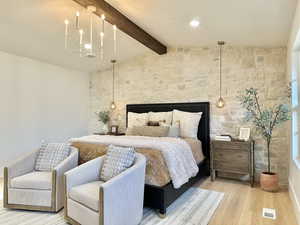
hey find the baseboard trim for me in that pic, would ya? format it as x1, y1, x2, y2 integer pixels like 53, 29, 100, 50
289, 179, 300, 225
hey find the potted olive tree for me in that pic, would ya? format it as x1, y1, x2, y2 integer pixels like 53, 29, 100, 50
238, 88, 290, 191
95, 111, 110, 134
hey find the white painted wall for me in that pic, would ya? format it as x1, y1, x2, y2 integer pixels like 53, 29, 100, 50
0, 51, 89, 176
288, 0, 300, 223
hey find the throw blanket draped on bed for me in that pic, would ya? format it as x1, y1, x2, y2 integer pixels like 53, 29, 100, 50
69, 135, 199, 188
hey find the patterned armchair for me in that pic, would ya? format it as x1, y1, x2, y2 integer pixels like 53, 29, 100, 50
3, 147, 78, 212
64, 153, 146, 225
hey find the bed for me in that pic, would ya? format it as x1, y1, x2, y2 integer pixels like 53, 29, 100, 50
70, 102, 210, 217
126, 102, 210, 216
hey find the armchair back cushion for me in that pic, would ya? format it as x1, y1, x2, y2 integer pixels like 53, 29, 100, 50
100, 145, 135, 181
35, 143, 70, 171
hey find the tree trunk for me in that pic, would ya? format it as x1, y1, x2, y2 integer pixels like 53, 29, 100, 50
267, 138, 271, 173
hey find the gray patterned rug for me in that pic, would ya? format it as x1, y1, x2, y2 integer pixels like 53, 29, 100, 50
0, 188, 223, 225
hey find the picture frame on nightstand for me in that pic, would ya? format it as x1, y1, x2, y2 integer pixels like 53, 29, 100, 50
110, 125, 119, 135
239, 127, 251, 141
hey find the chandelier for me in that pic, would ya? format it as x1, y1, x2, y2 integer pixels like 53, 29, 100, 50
64, 5, 118, 60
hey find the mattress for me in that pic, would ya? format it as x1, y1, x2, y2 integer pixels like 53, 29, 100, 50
71, 137, 204, 187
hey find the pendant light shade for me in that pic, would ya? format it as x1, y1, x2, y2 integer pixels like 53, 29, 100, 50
111, 101, 116, 110
216, 41, 226, 108
216, 97, 225, 108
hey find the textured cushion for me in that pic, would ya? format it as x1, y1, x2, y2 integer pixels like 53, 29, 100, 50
69, 181, 104, 212
128, 112, 149, 128
10, 171, 52, 190
172, 110, 202, 138
100, 145, 135, 182
127, 125, 169, 137
35, 143, 70, 171
148, 111, 173, 126
147, 121, 160, 126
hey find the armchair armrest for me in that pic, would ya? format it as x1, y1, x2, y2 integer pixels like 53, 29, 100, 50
54, 147, 79, 177
53, 147, 79, 210
5, 149, 39, 179
64, 156, 104, 193
101, 154, 146, 225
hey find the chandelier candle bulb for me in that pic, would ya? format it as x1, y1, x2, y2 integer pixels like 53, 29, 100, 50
113, 25, 117, 58
100, 32, 104, 60
64, 20, 69, 49
100, 14, 105, 60
89, 13, 93, 52
75, 11, 80, 29
79, 29, 84, 56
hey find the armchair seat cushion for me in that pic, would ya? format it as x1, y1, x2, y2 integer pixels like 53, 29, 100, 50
10, 171, 52, 190
69, 181, 104, 212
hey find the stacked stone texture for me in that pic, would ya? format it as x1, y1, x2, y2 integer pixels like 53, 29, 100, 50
89, 47, 289, 185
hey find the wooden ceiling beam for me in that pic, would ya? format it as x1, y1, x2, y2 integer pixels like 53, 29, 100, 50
72, 0, 167, 55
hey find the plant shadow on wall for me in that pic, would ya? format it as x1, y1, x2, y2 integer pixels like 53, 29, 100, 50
238, 88, 290, 192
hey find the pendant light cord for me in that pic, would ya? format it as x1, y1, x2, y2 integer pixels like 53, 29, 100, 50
112, 62, 115, 102
219, 44, 222, 98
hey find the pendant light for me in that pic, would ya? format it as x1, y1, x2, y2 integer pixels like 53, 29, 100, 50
111, 59, 117, 110
216, 41, 226, 108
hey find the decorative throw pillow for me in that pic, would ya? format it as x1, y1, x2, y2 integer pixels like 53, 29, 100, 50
126, 125, 169, 137
100, 145, 136, 181
172, 110, 202, 138
148, 111, 173, 126
128, 112, 149, 128
35, 143, 70, 171
147, 121, 160, 126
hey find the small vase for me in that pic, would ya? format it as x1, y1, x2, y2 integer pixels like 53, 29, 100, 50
260, 172, 279, 192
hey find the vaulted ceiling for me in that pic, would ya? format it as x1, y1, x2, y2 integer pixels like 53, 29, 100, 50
0, 0, 297, 72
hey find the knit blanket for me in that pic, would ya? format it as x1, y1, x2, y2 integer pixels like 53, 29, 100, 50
69, 135, 199, 188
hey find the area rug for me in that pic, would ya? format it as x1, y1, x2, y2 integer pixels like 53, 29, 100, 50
0, 188, 223, 225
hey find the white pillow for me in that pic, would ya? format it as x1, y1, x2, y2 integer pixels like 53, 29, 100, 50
148, 111, 173, 126
168, 125, 180, 138
172, 110, 202, 138
161, 120, 180, 137
128, 112, 149, 128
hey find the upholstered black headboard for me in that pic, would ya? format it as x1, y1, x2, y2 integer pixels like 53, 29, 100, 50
126, 102, 210, 158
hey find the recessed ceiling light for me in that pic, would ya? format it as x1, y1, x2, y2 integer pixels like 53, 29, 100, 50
190, 19, 200, 28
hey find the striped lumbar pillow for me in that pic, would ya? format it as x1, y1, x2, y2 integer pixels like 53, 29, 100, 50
35, 143, 70, 171
100, 145, 135, 181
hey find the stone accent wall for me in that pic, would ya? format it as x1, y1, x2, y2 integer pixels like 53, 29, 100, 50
90, 46, 289, 184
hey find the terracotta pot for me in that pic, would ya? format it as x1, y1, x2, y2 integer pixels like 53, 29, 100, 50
260, 172, 279, 192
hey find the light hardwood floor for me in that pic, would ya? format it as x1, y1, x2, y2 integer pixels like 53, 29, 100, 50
197, 178, 298, 225
0, 177, 297, 225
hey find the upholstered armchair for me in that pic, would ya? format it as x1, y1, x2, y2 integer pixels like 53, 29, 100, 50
3, 147, 78, 212
64, 153, 146, 225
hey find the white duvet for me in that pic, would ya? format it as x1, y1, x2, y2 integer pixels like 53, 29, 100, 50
69, 135, 199, 188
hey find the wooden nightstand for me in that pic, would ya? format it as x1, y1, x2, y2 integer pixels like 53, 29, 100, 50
211, 140, 255, 187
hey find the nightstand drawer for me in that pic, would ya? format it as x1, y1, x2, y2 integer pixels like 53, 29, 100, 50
214, 160, 249, 174
212, 141, 249, 151
213, 149, 248, 163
